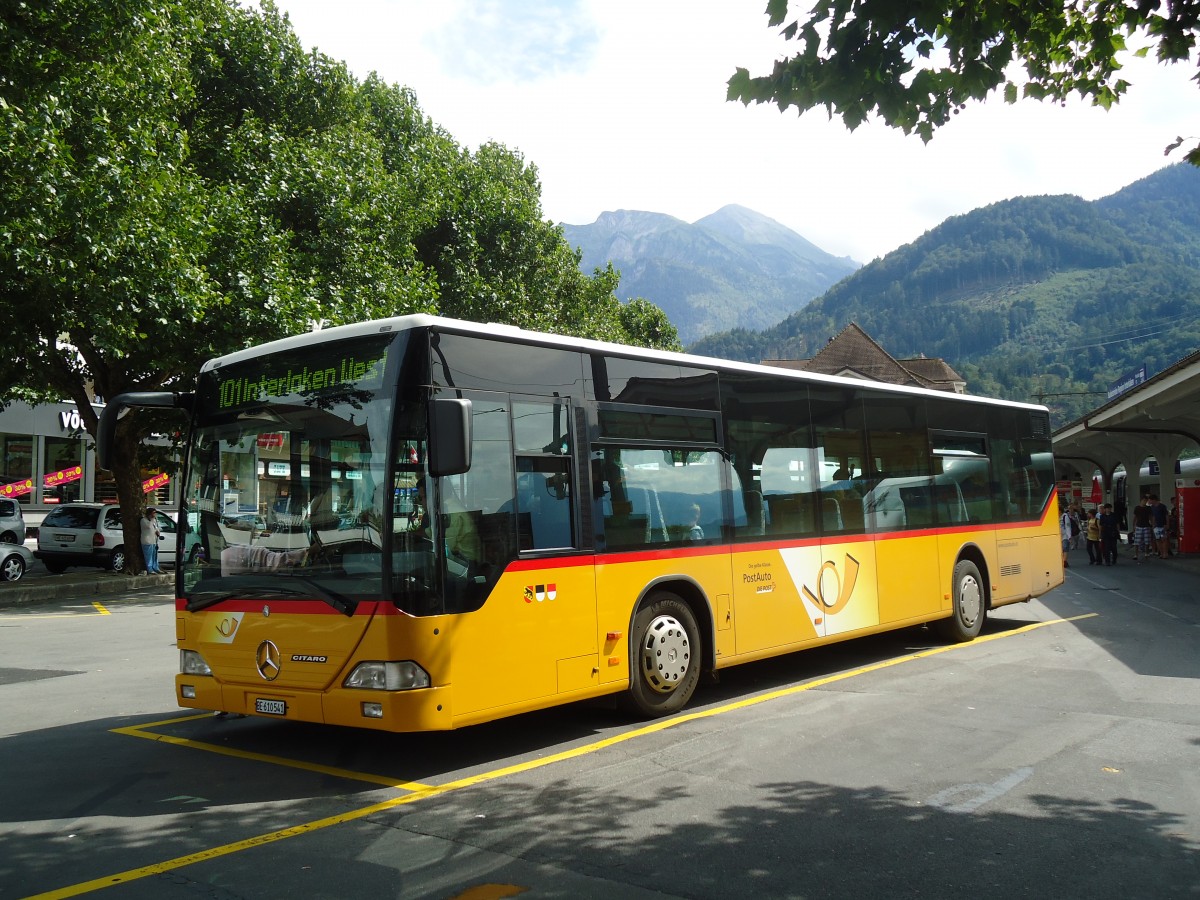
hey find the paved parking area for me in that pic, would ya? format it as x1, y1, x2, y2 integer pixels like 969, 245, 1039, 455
2, 548, 1197, 898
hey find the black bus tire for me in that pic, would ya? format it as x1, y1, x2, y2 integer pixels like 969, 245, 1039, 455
933, 559, 985, 642
623, 591, 702, 718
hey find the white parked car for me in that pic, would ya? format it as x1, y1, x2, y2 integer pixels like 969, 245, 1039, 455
35, 503, 177, 573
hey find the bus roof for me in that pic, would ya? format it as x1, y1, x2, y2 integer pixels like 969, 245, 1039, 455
202, 313, 1048, 413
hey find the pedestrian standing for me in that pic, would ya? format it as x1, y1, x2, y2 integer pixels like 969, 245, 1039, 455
1085, 509, 1101, 565
1131, 496, 1154, 563
1099, 503, 1119, 566
140, 507, 162, 574
1150, 493, 1169, 559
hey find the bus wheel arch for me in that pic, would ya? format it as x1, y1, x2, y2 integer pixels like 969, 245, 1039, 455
934, 550, 987, 643
622, 581, 708, 718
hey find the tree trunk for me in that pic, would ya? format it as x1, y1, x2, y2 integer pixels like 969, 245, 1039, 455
108, 417, 149, 575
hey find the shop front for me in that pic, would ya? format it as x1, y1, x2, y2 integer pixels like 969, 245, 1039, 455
0, 401, 178, 534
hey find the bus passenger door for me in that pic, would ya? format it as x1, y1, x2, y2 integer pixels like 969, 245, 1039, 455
751, 450, 830, 646
594, 443, 732, 680
813, 539, 879, 637
443, 395, 599, 718
811, 443, 880, 637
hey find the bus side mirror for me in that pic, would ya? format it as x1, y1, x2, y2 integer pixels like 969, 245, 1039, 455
429, 398, 472, 476
97, 391, 193, 471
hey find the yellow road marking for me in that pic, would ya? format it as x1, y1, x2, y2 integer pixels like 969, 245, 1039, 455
111, 719, 435, 791
30, 613, 1095, 899
0, 606, 110, 619
449, 886, 529, 900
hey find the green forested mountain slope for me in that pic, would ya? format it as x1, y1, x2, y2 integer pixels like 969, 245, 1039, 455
690, 165, 1200, 427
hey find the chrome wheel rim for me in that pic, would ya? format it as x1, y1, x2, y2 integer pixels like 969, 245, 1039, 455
639, 614, 691, 694
1, 557, 22, 581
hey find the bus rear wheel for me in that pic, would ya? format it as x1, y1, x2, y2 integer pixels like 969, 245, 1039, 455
934, 559, 985, 642
624, 592, 701, 718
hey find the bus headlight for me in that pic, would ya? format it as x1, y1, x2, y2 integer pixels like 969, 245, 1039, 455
343, 661, 430, 691
180, 649, 212, 676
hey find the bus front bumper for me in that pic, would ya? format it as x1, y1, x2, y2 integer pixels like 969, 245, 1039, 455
176, 676, 454, 731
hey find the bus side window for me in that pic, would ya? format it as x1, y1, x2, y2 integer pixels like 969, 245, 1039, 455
514, 463, 573, 550
440, 395, 517, 611
511, 399, 575, 553
599, 447, 723, 549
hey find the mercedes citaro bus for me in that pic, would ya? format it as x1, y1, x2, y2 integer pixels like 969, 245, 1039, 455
98, 315, 1063, 731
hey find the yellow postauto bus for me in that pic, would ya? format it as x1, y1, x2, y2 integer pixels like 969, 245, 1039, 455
98, 315, 1063, 731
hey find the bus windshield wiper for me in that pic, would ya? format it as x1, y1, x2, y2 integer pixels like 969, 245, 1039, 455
187, 587, 300, 613
186, 580, 357, 616
281, 576, 357, 616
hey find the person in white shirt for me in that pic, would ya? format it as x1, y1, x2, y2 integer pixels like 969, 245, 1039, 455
140, 508, 163, 574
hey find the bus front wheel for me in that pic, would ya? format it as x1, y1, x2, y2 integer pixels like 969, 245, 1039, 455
624, 592, 701, 718
934, 559, 985, 642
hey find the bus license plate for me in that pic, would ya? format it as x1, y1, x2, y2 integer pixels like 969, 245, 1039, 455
255, 698, 287, 716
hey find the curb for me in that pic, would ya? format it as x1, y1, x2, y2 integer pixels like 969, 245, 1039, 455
0, 572, 174, 608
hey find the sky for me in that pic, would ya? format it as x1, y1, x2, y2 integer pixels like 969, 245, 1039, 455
269, 0, 1200, 263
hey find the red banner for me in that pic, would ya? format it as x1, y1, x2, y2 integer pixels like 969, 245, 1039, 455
0, 478, 33, 499
44, 466, 83, 489
142, 472, 170, 494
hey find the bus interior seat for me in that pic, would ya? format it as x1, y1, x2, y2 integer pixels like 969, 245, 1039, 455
822, 497, 843, 531
768, 495, 816, 536
743, 490, 766, 534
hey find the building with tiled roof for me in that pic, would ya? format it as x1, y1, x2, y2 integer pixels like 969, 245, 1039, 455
762, 322, 966, 393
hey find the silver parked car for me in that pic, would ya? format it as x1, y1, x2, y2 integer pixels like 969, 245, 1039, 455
0, 496, 25, 544
35, 503, 177, 573
0, 542, 33, 581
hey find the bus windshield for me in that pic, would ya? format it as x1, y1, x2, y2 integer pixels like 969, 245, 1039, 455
179, 334, 399, 610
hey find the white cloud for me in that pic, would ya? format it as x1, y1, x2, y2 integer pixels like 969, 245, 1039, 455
270, 0, 1200, 262
425, 0, 601, 83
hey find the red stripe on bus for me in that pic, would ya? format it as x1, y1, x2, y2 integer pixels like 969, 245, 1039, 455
174, 598, 385, 616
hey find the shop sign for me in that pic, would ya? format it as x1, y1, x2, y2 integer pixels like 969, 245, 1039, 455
256, 433, 284, 450
0, 478, 33, 499
44, 466, 83, 489
59, 409, 87, 433
142, 472, 170, 493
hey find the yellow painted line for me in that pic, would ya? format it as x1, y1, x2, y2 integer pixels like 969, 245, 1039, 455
26, 790, 444, 900
449, 886, 528, 900
0, 607, 111, 619
35, 613, 1093, 899
111, 719, 435, 791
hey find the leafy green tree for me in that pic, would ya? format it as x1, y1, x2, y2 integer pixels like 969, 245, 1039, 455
618, 297, 684, 351
729, 0, 1200, 160
1, 0, 226, 566
1, 0, 676, 569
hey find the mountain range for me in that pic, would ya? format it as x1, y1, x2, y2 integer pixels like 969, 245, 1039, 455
568, 164, 1200, 428
562, 206, 858, 345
